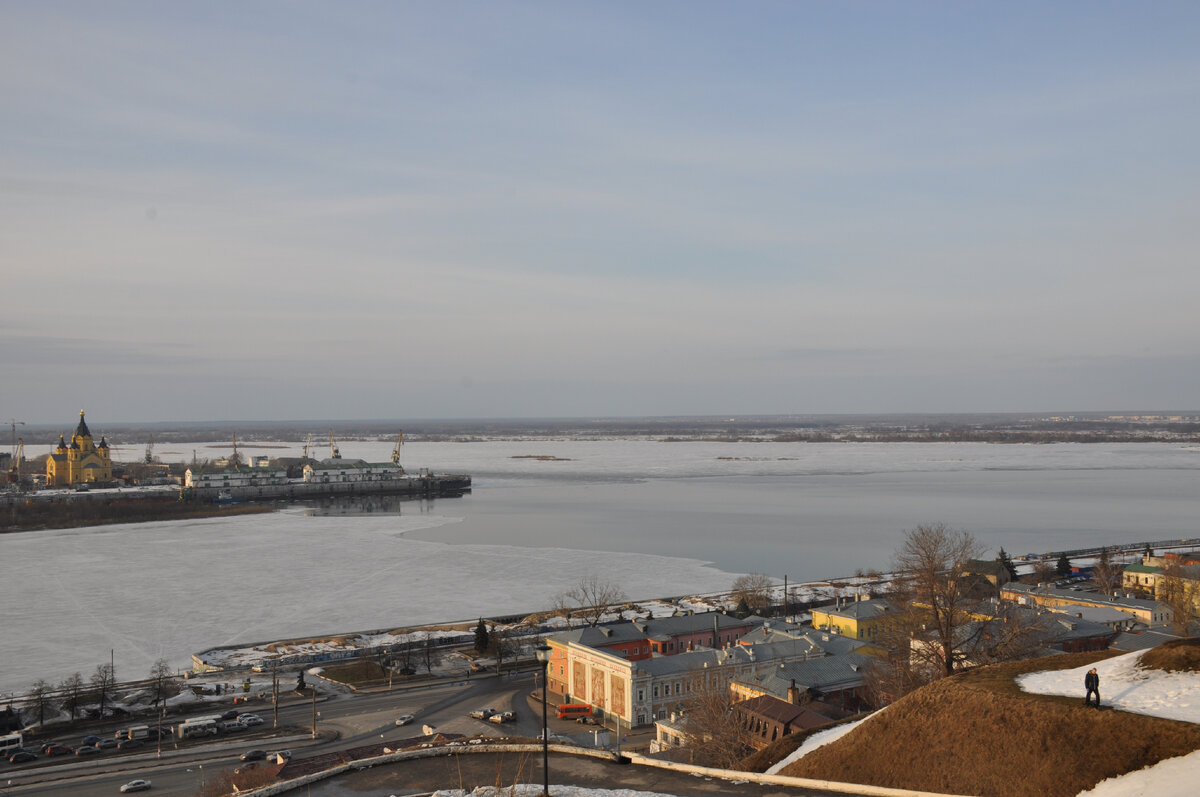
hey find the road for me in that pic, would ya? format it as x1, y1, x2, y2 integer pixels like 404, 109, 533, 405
2, 670, 537, 797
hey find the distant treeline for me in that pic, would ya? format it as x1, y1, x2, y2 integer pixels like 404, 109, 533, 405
12, 413, 1200, 446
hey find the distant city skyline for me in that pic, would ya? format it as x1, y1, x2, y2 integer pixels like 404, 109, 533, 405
4, 2, 1199, 425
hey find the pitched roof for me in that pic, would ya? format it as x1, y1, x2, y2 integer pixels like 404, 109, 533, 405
813, 598, 895, 621
735, 652, 874, 698
735, 694, 835, 730
551, 611, 761, 649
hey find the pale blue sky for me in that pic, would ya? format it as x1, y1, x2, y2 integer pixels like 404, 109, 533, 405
3, 2, 1199, 423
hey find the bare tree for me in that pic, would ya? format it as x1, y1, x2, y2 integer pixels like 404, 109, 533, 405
149, 659, 175, 706
59, 672, 83, 721
422, 633, 438, 674
863, 653, 926, 707
730, 573, 774, 614
90, 663, 115, 719
489, 625, 518, 673
1157, 562, 1200, 634
27, 679, 50, 727
557, 574, 627, 628
677, 668, 752, 769
893, 523, 986, 678
1027, 559, 1055, 585
1091, 547, 1124, 597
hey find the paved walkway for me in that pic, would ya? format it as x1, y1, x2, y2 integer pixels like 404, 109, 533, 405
298, 749, 859, 797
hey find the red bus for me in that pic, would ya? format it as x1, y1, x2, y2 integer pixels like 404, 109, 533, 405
556, 703, 593, 720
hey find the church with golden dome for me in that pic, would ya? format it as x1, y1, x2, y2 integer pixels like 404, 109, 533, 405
46, 411, 113, 487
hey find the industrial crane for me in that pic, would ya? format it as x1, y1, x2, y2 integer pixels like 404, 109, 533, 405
5, 419, 24, 483
144, 434, 155, 464
6, 419, 23, 457
391, 431, 404, 465
328, 430, 341, 459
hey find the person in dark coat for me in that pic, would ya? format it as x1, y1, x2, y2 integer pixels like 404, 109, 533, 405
1084, 667, 1100, 706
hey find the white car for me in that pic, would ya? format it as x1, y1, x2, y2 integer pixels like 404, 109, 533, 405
395, 714, 415, 726
120, 780, 152, 793
240, 715, 264, 726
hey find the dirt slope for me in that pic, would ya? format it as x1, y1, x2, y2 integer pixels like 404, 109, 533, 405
777, 652, 1200, 797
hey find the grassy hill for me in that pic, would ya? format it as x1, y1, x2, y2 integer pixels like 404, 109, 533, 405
769, 646, 1200, 797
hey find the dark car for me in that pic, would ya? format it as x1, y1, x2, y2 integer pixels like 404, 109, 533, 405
219, 710, 240, 721
81, 735, 104, 746
7, 751, 38, 763
96, 738, 119, 750
75, 745, 100, 756
43, 744, 73, 756
239, 749, 266, 762
118, 739, 143, 750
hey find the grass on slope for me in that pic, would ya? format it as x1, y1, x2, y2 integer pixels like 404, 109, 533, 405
776, 651, 1200, 797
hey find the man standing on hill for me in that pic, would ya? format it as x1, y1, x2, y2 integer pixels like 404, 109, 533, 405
1084, 668, 1100, 707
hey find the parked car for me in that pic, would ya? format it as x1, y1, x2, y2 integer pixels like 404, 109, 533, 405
119, 780, 152, 793
76, 745, 101, 756
395, 714, 415, 726
240, 749, 266, 762
7, 751, 37, 763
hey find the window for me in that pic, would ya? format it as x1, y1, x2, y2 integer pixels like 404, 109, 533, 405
637, 689, 644, 702
653, 686, 659, 698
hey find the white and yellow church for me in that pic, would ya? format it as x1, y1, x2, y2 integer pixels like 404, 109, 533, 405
46, 411, 113, 487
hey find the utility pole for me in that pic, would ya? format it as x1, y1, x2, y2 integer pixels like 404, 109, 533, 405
311, 682, 318, 739
272, 659, 279, 729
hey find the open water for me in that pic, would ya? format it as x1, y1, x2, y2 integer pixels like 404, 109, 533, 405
2, 439, 1198, 695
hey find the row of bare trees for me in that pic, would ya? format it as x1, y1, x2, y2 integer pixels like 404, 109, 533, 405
22, 658, 179, 726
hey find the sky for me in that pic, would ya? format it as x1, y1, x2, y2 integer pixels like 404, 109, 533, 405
3, 1, 1200, 424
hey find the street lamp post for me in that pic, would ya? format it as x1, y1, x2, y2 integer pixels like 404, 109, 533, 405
535, 644, 552, 797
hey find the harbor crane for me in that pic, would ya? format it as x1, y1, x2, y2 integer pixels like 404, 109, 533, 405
5, 419, 24, 482
6, 419, 23, 457
328, 430, 341, 459
144, 434, 155, 464
391, 431, 404, 466
5, 438, 23, 484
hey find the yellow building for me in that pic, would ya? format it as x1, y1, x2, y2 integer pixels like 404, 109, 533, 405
810, 598, 898, 648
46, 411, 113, 487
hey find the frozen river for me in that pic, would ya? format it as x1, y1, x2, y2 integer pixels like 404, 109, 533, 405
3, 439, 1199, 695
